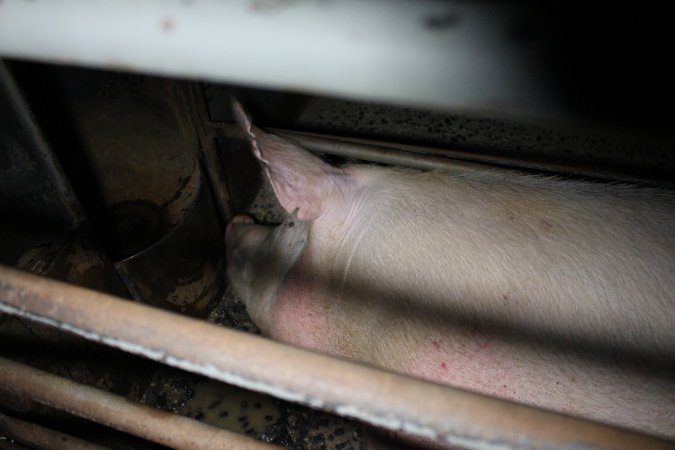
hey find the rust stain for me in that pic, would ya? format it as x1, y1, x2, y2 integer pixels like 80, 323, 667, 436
161, 16, 176, 32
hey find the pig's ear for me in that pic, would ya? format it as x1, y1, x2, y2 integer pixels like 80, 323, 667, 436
232, 99, 252, 135
261, 144, 337, 221
232, 99, 266, 163
231, 100, 337, 222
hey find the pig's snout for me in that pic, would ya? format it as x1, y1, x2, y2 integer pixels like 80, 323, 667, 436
225, 214, 256, 266
225, 215, 272, 300
226, 213, 255, 230
225, 214, 259, 253
225, 214, 311, 335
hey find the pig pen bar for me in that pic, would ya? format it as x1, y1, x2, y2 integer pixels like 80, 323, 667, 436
0, 411, 110, 450
0, 265, 671, 450
0, 357, 275, 450
214, 124, 671, 187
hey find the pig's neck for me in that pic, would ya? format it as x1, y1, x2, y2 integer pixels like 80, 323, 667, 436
308, 168, 373, 269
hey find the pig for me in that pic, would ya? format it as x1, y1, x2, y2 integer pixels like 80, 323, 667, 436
225, 102, 675, 440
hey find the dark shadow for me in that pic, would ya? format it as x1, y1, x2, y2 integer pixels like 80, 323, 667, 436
229, 218, 675, 381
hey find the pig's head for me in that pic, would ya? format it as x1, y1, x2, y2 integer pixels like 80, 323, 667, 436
225, 215, 269, 302
226, 101, 361, 334
226, 213, 310, 333
231, 100, 347, 222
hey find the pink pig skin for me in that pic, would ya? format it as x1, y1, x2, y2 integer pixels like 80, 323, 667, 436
226, 102, 675, 440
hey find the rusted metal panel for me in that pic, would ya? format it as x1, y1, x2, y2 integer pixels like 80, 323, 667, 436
0, 62, 83, 265
5, 65, 226, 316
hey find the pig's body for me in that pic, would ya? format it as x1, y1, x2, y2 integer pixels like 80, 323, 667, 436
226, 103, 675, 439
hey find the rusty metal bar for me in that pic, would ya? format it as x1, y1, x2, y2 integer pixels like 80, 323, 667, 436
271, 128, 510, 173
0, 265, 672, 449
213, 123, 488, 173
0, 411, 110, 450
0, 357, 277, 450
214, 123, 672, 186
185, 83, 234, 223
267, 129, 675, 186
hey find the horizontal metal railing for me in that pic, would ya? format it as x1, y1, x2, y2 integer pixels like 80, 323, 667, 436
0, 358, 276, 450
1, 265, 671, 449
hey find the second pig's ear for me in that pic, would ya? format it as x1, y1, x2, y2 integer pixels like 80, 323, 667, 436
232, 100, 337, 222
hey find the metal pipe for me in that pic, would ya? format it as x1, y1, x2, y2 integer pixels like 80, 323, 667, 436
0, 266, 671, 449
0, 411, 110, 450
0, 357, 277, 450
268, 129, 675, 185
270, 128, 493, 172
216, 124, 671, 186
215, 124, 487, 173
185, 83, 234, 223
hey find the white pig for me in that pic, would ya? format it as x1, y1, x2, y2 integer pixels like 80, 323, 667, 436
225, 102, 675, 440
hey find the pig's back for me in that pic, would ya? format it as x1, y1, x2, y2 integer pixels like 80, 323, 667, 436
334, 167, 675, 359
